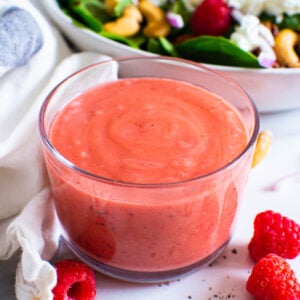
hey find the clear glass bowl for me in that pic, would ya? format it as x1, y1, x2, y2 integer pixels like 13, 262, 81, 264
39, 56, 259, 283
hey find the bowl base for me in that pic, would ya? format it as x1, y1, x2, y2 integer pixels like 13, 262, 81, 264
63, 237, 230, 283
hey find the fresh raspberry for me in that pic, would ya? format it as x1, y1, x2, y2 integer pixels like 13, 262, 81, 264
191, 0, 232, 36
246, 253, 300, 300
248, 210, 300, 262
52, 259, 96, 300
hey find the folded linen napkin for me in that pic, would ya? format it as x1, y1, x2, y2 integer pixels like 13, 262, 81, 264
0, 0, 70, 220
0, 0, 113, 298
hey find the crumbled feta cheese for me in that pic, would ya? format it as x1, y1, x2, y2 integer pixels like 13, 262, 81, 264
230, 10, 276, 67
230, 14, 264, 52
265, 0, 300, 21
227, 0, 300, 20
228, 0, 266, 16
257, 36, 276, 67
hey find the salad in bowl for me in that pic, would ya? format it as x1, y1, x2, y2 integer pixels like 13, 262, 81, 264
55, 0, 300, 68
41, 0, 300, 111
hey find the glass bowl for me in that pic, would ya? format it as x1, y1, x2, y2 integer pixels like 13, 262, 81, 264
39, 56, 259, 282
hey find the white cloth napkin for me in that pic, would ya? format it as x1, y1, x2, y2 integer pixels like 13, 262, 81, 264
0, 1, 113, 299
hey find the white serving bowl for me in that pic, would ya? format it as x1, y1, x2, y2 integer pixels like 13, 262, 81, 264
41, 0, 300, 113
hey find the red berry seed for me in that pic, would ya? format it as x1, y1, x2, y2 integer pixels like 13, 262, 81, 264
246, 253, 300, 300
52, 259, 96, 300
248, 210, 300, 262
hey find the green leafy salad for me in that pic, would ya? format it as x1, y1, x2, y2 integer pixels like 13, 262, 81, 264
56, 0, 300, 68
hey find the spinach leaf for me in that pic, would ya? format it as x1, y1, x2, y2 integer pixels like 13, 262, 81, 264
146, 37, 179, 56
57, 0, 69, 8
278, 14, 300, 31
260, 13, 300, 31
158, 37, 179, 57
146, 38, 169, 55
113, 0, 132, 17
101, 31, 146, 48
169, 0, 192, 24
176, 36, 261, 68
68, 0, 111, 32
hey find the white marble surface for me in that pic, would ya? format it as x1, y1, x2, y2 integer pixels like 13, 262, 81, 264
1, 108, 300, 299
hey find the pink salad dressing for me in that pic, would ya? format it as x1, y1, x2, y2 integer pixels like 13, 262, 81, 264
46, 77, 252, 272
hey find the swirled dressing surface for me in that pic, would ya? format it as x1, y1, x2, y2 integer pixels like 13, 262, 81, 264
50, 78, 248, 184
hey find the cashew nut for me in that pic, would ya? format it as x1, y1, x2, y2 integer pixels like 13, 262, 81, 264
274, 29, 300, 67
138, 0, 171, 38
105, 0, 119, 15
103, 5, 143, 37
251, 130, 272, 168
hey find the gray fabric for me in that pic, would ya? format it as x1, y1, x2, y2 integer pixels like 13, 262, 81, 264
0, 6, 43, 68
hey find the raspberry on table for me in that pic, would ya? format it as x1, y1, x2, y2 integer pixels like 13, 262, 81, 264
246, 253, 300, 300
248, 210, 300, 262
52, 259, 96, 300
191, 0, 232, 36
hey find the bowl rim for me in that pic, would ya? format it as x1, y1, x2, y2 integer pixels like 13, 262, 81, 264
41, 0, 300, 75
